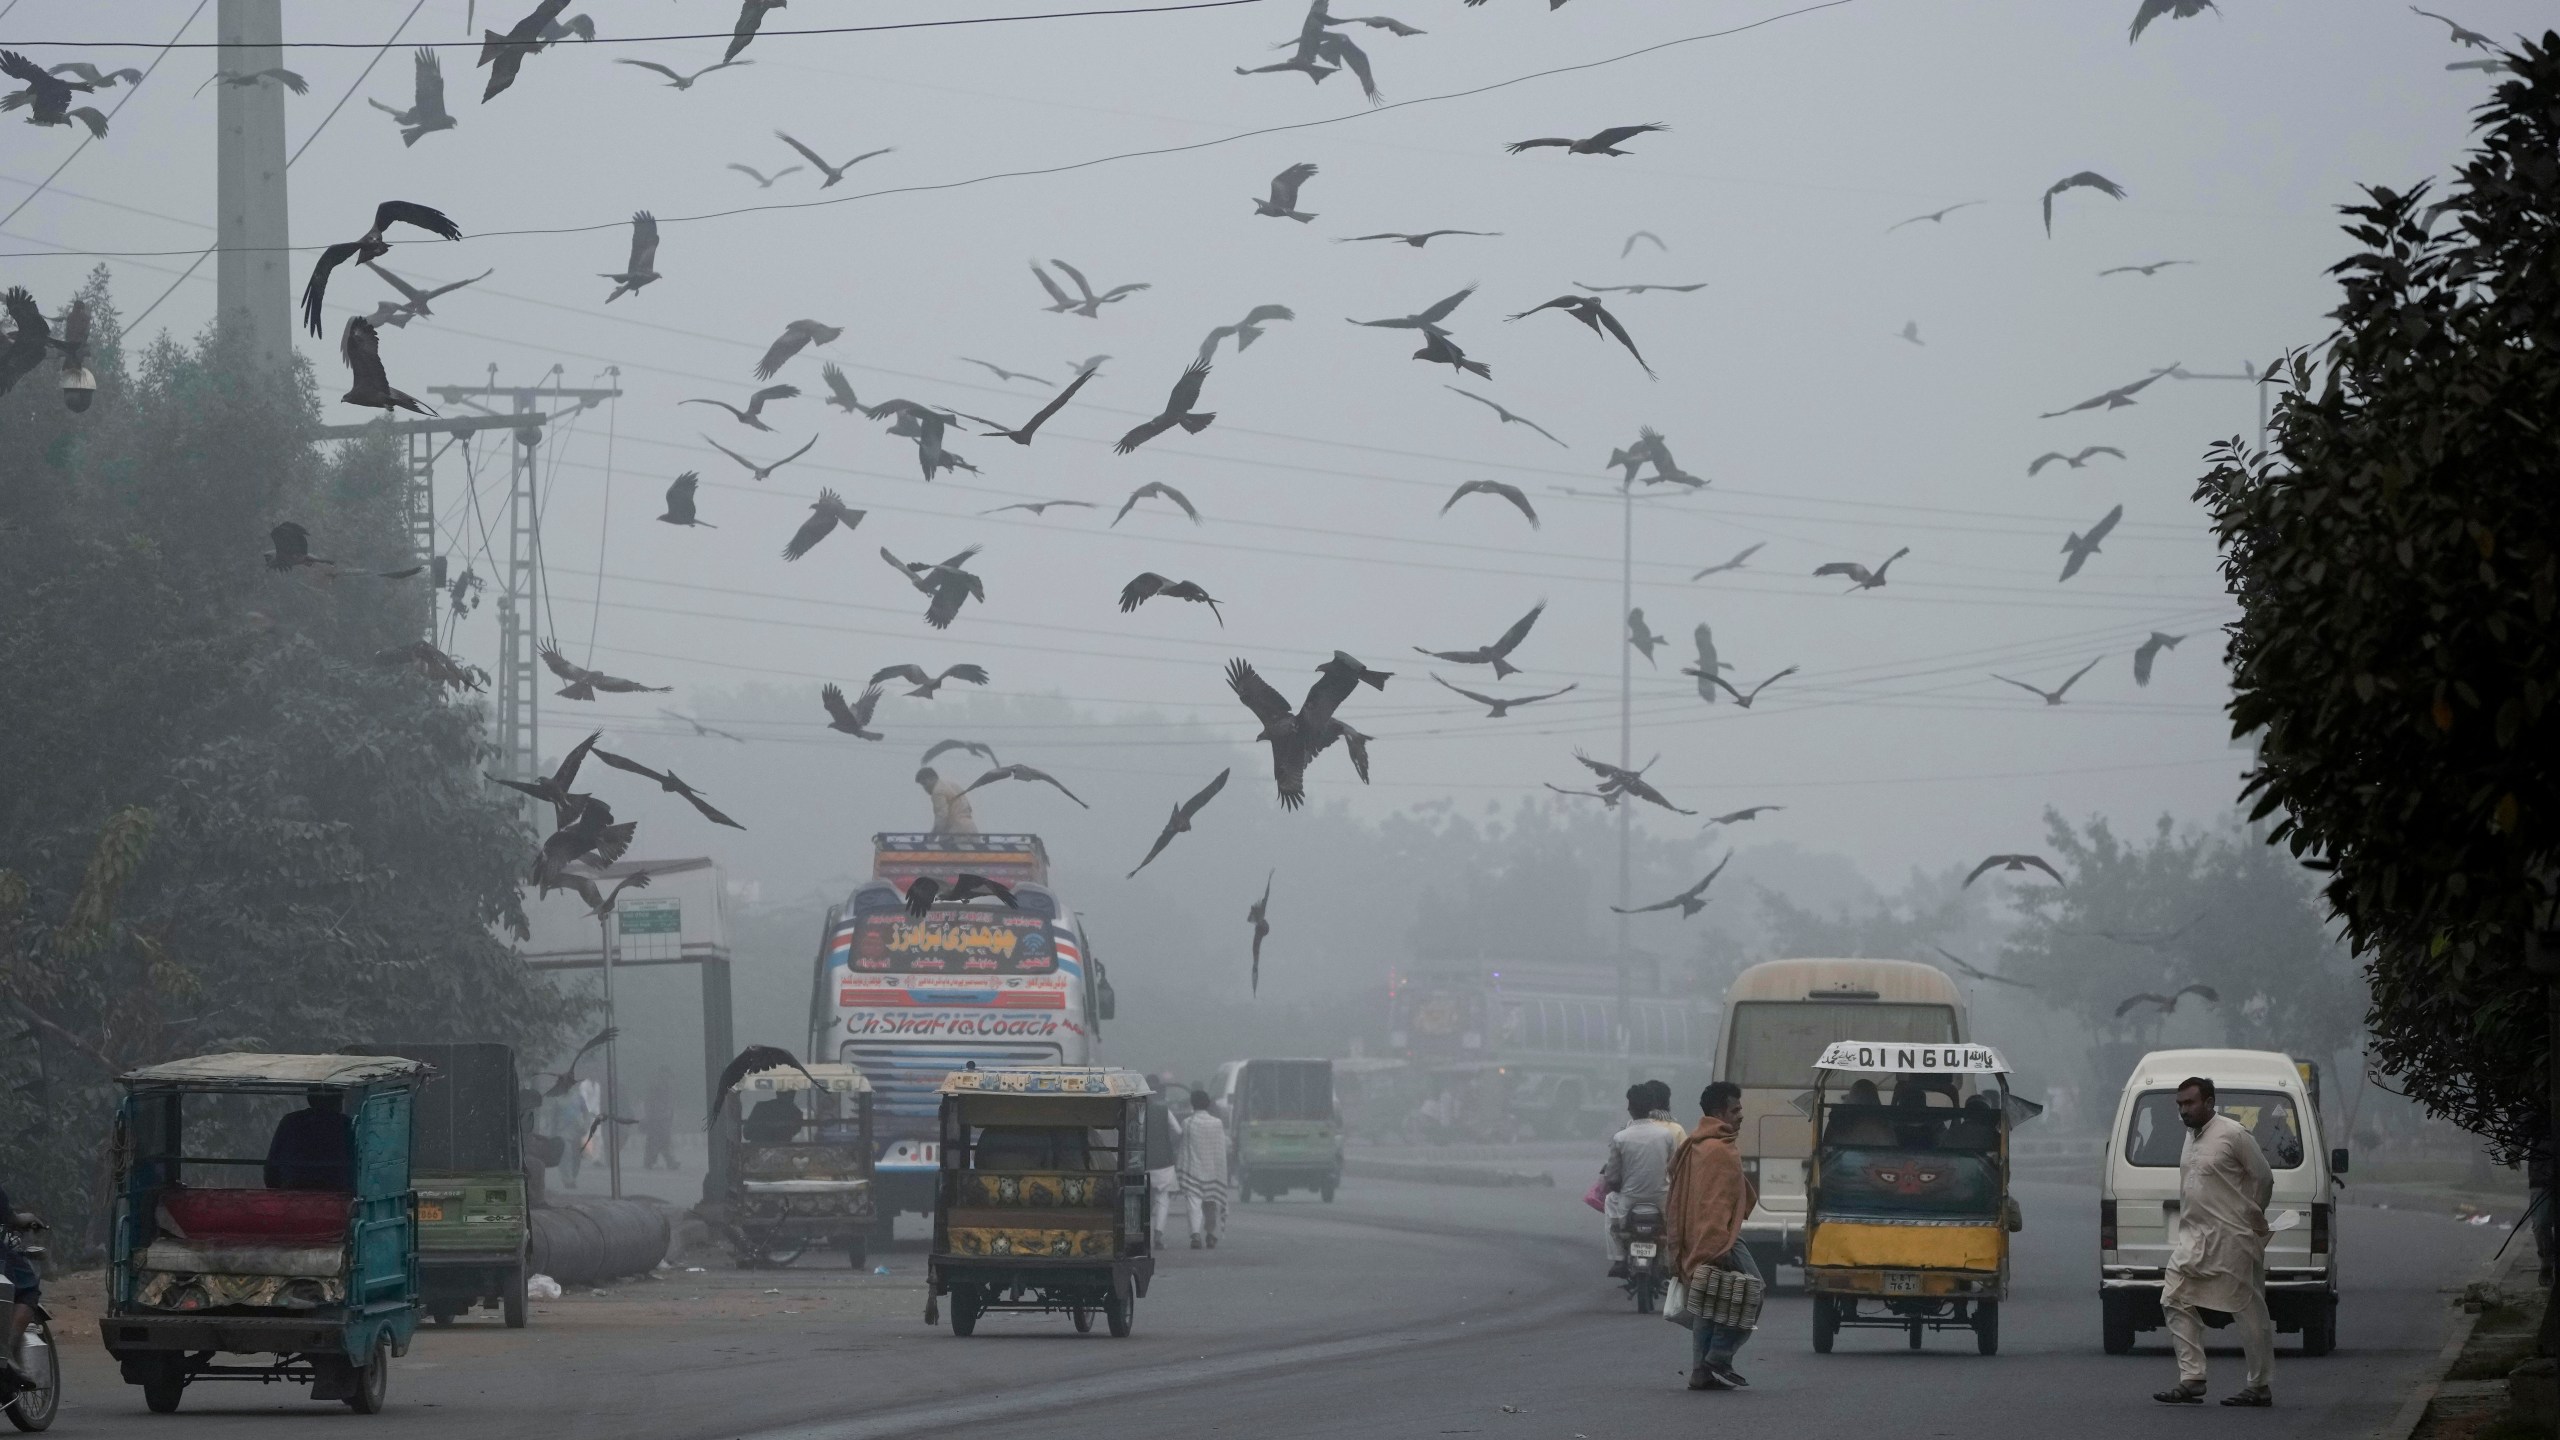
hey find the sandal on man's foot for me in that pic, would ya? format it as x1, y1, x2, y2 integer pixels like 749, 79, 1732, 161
2152, 1385, 2204, 1405
2219, 1389, 2272, 1408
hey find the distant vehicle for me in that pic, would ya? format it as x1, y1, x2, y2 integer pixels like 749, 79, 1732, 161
1716, 958, 1969, 1275
2099, 1048, 2340, 1356
344, 1042, 530, 1328
1210, 1059, 1343, 1202
808, 833, 1116, 1227
1386, 964, 1715, 1141
713, 1062, 875, 1269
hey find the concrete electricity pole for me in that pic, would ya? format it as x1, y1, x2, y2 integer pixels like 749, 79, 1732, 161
215, 0, 292, 373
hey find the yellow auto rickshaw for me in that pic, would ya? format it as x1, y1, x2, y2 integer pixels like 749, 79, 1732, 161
1803, 1040, 2037, 1355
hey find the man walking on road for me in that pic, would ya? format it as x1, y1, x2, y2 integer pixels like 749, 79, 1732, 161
1601, 1079, 1685, 1278
2155, 1075, 2277, 1408
1177, 1086, 1232, 1249
1666, 1080, 1762, 1391
1144, 1074, 1181, 1249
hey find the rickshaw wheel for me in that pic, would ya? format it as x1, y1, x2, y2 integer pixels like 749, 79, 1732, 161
949, 1288, 981, 1337
140, 1356, 185, 1414
1973, 1300, 1999, 1355
1320, 1182, 1337, 1204
345, 1334, 391, 1414
1811, 1296, 1837, 1354
1907, 1319, 1923, 1350
844, 1240, 868, 1269
1105, 1288, 1134, 1338
1072, 1306, 1095, 1334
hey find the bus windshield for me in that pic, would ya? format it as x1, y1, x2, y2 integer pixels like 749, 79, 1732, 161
1723, 1001, 1958, 1088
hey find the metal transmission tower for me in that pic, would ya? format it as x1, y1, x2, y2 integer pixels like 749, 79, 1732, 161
427, 376, 622, 805
214, 0, 291, 373
309, 414, 572, 642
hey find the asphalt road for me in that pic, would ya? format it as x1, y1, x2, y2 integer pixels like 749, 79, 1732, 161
38, 1173, 2500, 1438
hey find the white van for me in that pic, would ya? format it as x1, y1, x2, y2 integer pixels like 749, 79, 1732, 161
2098, 1048, 2342, 1355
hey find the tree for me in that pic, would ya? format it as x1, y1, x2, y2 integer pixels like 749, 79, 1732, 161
0, 282, 578, 1242
2194, 36, 2560, 1159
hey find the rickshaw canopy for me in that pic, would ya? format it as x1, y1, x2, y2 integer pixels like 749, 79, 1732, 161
936, 1065, 1151, 1097
117, 1052, 430, 1093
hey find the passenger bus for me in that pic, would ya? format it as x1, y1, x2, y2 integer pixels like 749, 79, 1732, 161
1716, 957, 1968, 1275
1387, 964, 1715, 1140
807, 833, 1114, 1223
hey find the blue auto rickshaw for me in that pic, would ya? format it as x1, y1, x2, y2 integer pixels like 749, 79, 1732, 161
96, 1053, 426, 1414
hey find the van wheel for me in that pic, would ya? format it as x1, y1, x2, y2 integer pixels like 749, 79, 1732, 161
2101, 1293, 2135, 1355
503, 1263, 529, 1329
2300, 1301, 2336, 1357
1812, 1295, 1838, 1353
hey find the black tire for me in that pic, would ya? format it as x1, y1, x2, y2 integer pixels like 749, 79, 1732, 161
4, 1319, 58, 1431
1072, 1306, 1094, 1334
503, 1263, 528, 1330
1321, 1181, 1337, 1203
1974, 1300, 2000, 1356
2300, 1299, 2336, 1357
140, 1355, 185, 1414
1105, 1288, 1134, 1338
344, 1334, 390, 1414
426, 1306, 455, 1327
1908, 1319, 1923, 1350
2100, 1293, 2135, 1355
1812, 1295, 1837, 1353
846, 1239, 868, 1270
949, 1287, 980, 1337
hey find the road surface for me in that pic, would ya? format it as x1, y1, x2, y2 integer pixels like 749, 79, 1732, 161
39, 1173, 2497, 1437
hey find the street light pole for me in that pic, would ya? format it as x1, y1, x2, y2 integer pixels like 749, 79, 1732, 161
2164, 361, 2276, 454
597, 908, 622, 1199
1617, 478, 1634, 1053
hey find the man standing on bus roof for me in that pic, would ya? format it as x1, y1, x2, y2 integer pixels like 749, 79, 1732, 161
2154, 1075, 2276, 1408
915, 767, 977, 835
1601, 1080, 1684, 1278
1666, 1080, 1763, 1391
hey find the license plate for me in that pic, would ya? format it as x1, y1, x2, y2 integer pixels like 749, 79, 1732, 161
1628, 1242, 1657, 1258
1884, 1271, 1920, 1294
417, 1203, 444, 1222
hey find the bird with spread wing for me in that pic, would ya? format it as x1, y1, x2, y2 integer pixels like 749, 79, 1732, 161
1614, 855, 1731, 918
1415, 602, 1542, 679
870, 662, 990, 699
753, 319, 841, 379
338, 318, 433, 415
1440, 479, 1538, 528
1254, 162, 1320, 222
2059, 505, 2123, 581
1115, 365, 1216, 455
368, 48, 455, 145
540, 644, 671, 701
1433, 674, 1576, 718
1814, 547, 1910, 592
659, 472, 713, 528
1963, 854, 2066, 888
903, 873, 1018, 918
1932, 947, 2035, 990
963, 765, 1090, 810
773, 129, 893, 188
706, 1045, 818, 1125
1247, 872, 1275, 994
1130, 770, 1231, 877
684, 383, 798, 431
960, 364, 1098, 446
1572, 751, 1693, 815
1032, 258, 1150, 318
1993, 657, 2102, 706
1445, 387, 1565, 447
302, 201, 462, 337
1507, 294, 1654, 377
880, 546, 986, 630
2132, 631, 2186, 686
704, 433, 818, 484
1196, 305, 1295, 365
822, 682, 886, 740
1691, 543, 1764, 580
1121, 572, 1223, 625
1228, 654, 1388, 809
1712, 666, 1798, 709
599, 212, 659, 301
781, 490, 864, 561
2028, 446, 2123, 475
1507, 122, 1666, 157
615, 57, 748, 89
2042, 171, 2127, 236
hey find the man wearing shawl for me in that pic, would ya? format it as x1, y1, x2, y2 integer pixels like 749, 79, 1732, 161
1665, 1080, 1761, 1391
2154, 1075, 2276, 1408
1176, 1087, 1232, 1249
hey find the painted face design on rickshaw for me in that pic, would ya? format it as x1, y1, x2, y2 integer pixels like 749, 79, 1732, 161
1864, 1159, 1950, 1196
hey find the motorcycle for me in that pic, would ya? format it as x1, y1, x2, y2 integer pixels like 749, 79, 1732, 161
1, 1217, 57, 1433
1620, 1201, 1667, 1313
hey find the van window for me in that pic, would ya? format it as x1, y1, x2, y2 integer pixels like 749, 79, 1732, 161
1722, 1001, 1959, 1089
2122, 1090, 2306, 1169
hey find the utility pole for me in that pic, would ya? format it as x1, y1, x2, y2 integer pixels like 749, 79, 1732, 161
428, 375, 621, 807
214, 0, 291, 373
598, 909, 623, 1199
1617, 479, 1634, 1056
312, 412, 564, 641
2164, 361, 2276, 454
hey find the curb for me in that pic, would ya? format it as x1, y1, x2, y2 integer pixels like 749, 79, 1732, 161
2377, 1241, 2530, 1440
1344, 1155, 1556, 1189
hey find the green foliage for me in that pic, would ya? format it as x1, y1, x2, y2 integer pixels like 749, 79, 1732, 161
0, 284, 578, 1244
2194, 36, 2560, 1157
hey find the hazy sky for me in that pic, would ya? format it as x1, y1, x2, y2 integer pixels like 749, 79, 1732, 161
1, 0, 2538, 886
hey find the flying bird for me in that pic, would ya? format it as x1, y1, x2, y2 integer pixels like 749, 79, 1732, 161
2411, 7, 2494, 47
1613, 855, 1731, 918
1120, 572, 1223, 625
532, 1025, 621, 1097
2131, 631, 2185, 686
2028, 446, 2124, 475
1711, 665, 1799, 709
1705, 805, 1783, 826
1571, 751, 1693, 815
1247, 872, 1274, 994
1507, 294, 1654, 377
300, 200, 462, 337
1607, 426, 1703, 487
1626, 608, 1665, 665
2039, 367, 2170, 418
555, 867, 656, 919
540, 644, 671, 701
1032, 258, 1150, 317
486, 730, 600, 822
725, 162, 802, 188
592, 748, 746, 830
922, 739, 1000, 767
2447, 57, 2513, 71
478, 0, 575, 101
1440, 480, 1538, 528
707, 1045, 819, 1124
374, 640, 488, 691
1507, 122, 1667, 157
368, 48, 455, 145
2099, 260, 2192, 278
1335, 229, 1499, 248
1416, 602, 1543, 679
1327, 13, 1424, 33
753, 318, 841, 379
822, 682, 886, 739
1814, 547, 1910, 592
727, 0, 792, 61
338, 317, 434, 415
1129, 769, 1231, 876
1931, 946, 2034, 990
684, 383, 800, 431
660, 709, 747, 743
2114, 984, 2220, 1018
533, 796, 634, 887
1543, 782, 1621, 809
959, 358, 1053, 386
0, 51, 108, 137
600, 212, 660, 302
960, 363, 1097, 445
1196, 305, 1296, 364
1444, 387, 1565, 447
1887, 200, 1984, 232
2128, 0, 2217, 42
773, 130, 893, 188
1349, 283, 1475, 338
1254, 162, 1320, 222
1992, 656, 2103, 705
1433, 674, 1576, 718
1227, 654, 1386, 809
962, 764, 1090, 809
870, 662, 990, 699
902, 873, 1018, 919
45, 63, 142, 88
198, 67, 308, 96
2042, 171, 2128, 236
360, 263, 491, 322
1572, 280, 1708, 295
782, 489, 865, 561
1896, 320, 1925, 346
265, 521, 332, 571
704, 433, 818, 483
1963, 853, 2066, 888
1621, 230, 1667, 257
1690, 542, 1764, 580
615, 57, 749, 89
983, 499, 1096, 517
1114, 364, 1216, 455
1678, 623, 1728, 701
879, 546, 986, 629
1411, 330, 1491, 380
2059, 504, 2123, 581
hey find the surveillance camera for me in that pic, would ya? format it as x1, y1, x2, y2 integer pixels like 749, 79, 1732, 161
60, 366, 96, 413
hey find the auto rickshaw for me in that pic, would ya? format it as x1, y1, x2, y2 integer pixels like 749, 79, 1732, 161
714, 1062, 876, 1268
97, 1053, 426, 1414
924, 1066, 1153, 1338
1802, 1040, 2036, 1356
344, 1043, 529, 1326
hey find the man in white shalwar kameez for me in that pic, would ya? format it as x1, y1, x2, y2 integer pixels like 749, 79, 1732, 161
2154, 1076, 2276, 1408
1176, 1087, 1232, 1249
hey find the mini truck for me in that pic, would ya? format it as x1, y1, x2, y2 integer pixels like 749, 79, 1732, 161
345, 1042, 529, 1328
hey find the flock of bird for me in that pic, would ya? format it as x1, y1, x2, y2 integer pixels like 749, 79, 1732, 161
5, 0, 2510, 1005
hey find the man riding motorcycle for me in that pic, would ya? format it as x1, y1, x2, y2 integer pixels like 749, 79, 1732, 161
1599, 1080, 1684, 1278
0, 1184, 42, 1395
